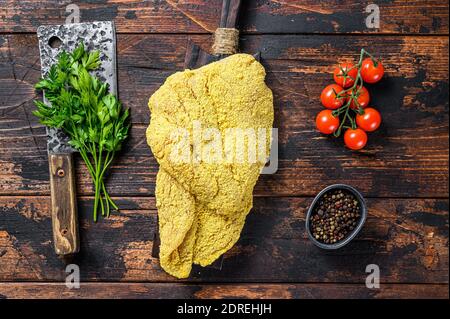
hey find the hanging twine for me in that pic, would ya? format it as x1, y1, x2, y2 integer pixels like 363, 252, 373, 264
212, 28, 239, 55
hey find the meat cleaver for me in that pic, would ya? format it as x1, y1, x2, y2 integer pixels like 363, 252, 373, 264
152, 0, 246, 271
37, 21, 117, 256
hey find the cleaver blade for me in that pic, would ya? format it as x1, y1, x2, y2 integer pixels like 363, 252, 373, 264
37, 21, 117, 256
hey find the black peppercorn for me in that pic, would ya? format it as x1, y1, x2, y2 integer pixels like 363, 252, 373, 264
310, 189, 362, 245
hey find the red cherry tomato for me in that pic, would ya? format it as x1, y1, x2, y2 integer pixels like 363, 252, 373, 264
361, 58, 384, 84
356, 107, 382, 132
316, 109, 340, 134
321, 84, 345, 110
349, 86, 370, 109
333, 62, 358, 88
344, 128, 368, 150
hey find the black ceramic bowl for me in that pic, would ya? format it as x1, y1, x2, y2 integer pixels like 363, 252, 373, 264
306, 184, 367, 249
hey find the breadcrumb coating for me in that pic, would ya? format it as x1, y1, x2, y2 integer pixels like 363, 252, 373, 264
147, 54, 274, 278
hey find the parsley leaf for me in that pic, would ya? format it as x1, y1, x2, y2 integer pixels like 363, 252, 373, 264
34, 43, 130, 221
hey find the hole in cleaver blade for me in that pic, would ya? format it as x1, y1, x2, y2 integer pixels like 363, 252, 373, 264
37, 21, 117, 154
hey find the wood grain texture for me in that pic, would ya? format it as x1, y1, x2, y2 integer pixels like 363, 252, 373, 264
48, 153, 79, 255
219, 0, 242, 29
0, 1, 448, 299
0, 282, 447, 299
0, 0, 448, 34
0, 34, 448, 198
0, 196, 447, 283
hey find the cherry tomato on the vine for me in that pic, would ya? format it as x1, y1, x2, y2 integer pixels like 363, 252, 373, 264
344, 128, 367, 150
356, 107, 382, 132
361, 58, 384, 84
321, 84, 345, 109
349, 86, 370, 109
333, 62, 358, 88
316, 109, 340, 134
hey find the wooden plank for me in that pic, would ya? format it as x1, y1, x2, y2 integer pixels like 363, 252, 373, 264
1, 123, 448, 199
0, 282, 447, 299
0, 196, 448, 283
0, 34, 448, 198
0, 1, 448, 34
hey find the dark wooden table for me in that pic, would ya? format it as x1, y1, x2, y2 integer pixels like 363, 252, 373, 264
0, 1, 448, 299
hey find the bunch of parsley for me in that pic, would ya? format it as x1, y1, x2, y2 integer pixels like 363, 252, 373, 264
34, 43, 129, 221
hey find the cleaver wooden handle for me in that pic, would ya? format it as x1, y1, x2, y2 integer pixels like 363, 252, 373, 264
48, 153, 79, 255
219, 0, 242, 28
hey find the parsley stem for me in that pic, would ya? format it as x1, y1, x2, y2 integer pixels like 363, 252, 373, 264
93, 144, 104, 221
99, 192, 105, 217
34, 43, 129, 221
99, 151, 117, 215
104, 190, 110, 217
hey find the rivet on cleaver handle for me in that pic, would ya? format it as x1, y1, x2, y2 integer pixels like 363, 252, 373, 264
49, 153, 79, 255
